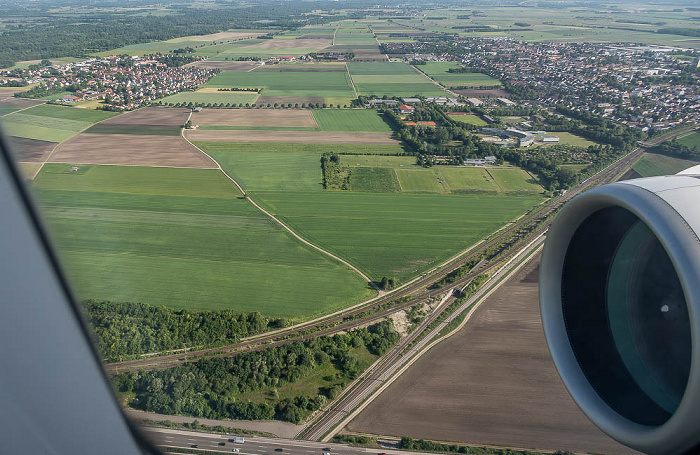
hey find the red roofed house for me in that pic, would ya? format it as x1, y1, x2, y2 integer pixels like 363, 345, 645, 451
398, 105, 414, 114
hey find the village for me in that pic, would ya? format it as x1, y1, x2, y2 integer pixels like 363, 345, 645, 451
0, 54, 217, 110
392, 37, 700, 132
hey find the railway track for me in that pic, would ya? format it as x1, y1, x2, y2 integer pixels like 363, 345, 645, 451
104, 140, 654, 376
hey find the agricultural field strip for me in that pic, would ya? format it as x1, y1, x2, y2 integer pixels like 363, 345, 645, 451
410, 64, 458, 96
0, 100, 47, 117
180, 112, 380, 289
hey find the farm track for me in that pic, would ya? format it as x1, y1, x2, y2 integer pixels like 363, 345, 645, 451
104, 132, 662, 377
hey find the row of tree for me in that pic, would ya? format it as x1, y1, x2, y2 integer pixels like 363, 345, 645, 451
114, 321, 401, 424
82, 300, 281, 362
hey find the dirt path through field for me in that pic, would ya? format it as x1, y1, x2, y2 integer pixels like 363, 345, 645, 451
181, 112, 381, 290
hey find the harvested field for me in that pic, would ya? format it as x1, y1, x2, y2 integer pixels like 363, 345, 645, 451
187, 61, 260, 71
97, 107, 190, 127
297, 34, 334, 39
0, 96, 45, 110
183, 31, 260, 41
83, 107, 190, 136
454, 88, 511, 98
49, 134, 216, 168
254, 67, 346, 72
193, 109, 318, 128
348, 255, 638, 455
7, 136, 57, 162
239, 38, 332, 50
256, 96, 325, 106
185, 129, 398, 145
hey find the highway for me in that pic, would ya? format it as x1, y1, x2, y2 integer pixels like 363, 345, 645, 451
144, 427, 407, 455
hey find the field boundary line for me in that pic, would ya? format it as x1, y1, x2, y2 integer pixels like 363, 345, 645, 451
345, 63, 358, 98
28, 105, 128, 179
320, 234, 546, 442
181, 113, 381, 290
410, 65, 458, 97
0, 100, 47, 117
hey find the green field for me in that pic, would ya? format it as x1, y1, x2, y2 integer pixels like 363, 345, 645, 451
419, 63, 501, 88
633, 153, 700, 177
32, 164, 374, 318
196, 141, 543, 280
312, 109, 393, 132
344, 155, 414, 167
0, 105, 22, 116
347, 62, 448, 97
395, 168, 445, 193
246, 191, 542, 281
537, 132, 597, 147
1, 106, 116, 142
488, 168, 543, 193
22, 104, 119, 123
205, 71, 355, 98
448, 113, 487, 127
678, 132, 700, 150
347, 167, 400, 193
0, 119, 79, 142
158, 91, 260, 106
347, 62, 418, 75
440, 167, 499, 193
198, 142, 405, 193
83, 124, 181, 136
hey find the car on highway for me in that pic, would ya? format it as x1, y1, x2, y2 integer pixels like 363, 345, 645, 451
323, 448, 331, 451
219, 442, 227, 446
275, 448, 284, 452
232, 449, 240, 453
324, 452, 331, 455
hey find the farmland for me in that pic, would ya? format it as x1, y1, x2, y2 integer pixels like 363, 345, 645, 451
348, 62, 449, 97
348, 256, 637, 455
50, 134, 216, 168
32, 164, 374, 318
205, 70, 355, 99
193, 109, 318, 128
419, 62, 501, 88
158, 90, 260, 106
82, 107, 188, 136
535, 132, 597, 148
447, 113, 487, 127
312, 109, 393, 132
678, 132, 700, 150
197, 140, 543, 281
198, 142, 404, 192
185, 129, 397, 145
242, 191, 542, 282
632, 152, 700, 177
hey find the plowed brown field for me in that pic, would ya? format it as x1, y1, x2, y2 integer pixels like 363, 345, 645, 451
7, 136, 57, 162
348, 255, 639, 455
185, 129, 398, 145
49, 134, 216, 168
193, 109, 317, 127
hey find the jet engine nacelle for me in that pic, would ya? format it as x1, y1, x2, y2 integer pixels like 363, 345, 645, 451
540, 165, 700, 455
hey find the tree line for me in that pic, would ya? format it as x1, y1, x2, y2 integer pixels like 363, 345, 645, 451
82, 300, 286, 362
0, 3, 344, 67
114, 320, 401, 424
